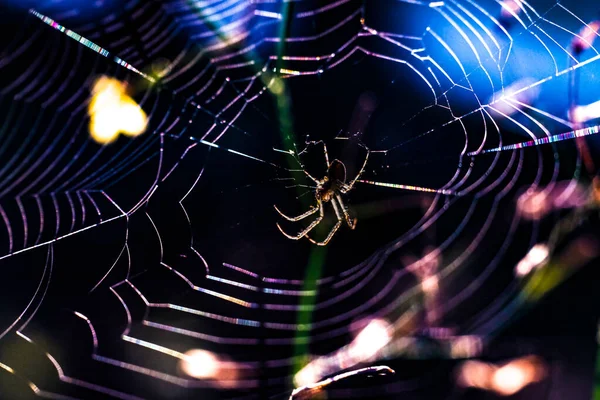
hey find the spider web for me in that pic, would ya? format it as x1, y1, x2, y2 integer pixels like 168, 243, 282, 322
0, 0, 599, 398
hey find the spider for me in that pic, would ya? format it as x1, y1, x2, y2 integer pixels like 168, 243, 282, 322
275, 141, 369, 246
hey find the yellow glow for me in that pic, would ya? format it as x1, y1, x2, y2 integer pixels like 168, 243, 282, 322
0, 362, 14, 373
151, 57, 171, 78
268, 77, 285, 95
294, 362, 321, 388
88, 76, 147, 144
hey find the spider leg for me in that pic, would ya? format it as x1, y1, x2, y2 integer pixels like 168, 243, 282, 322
341, 150, 370, 193
303, 170, 323, 185
287, 168, 321, 185
336, 193, 356, 229
289, 148, 323, 185
274, 203, 319, 221
307, 198, 343, 246
276, 201, 324, 240
322, 141, 330, 168
294, 141, 331, 185
305, 140, 330, 168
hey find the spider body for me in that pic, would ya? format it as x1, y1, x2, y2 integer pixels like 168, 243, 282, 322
317, 160, 346, 203
275, 142, 369, 246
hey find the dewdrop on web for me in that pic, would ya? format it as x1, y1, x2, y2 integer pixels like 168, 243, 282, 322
88, 76, 148, 144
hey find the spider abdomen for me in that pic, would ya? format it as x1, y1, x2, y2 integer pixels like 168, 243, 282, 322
328, 159, 347, 183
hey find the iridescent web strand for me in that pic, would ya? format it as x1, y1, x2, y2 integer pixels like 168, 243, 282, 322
357, 180, 454, 195
468, 124, 600, 156
29, 9, 155, 83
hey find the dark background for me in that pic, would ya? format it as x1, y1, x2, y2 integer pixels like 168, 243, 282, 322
0, 0, 599, 399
